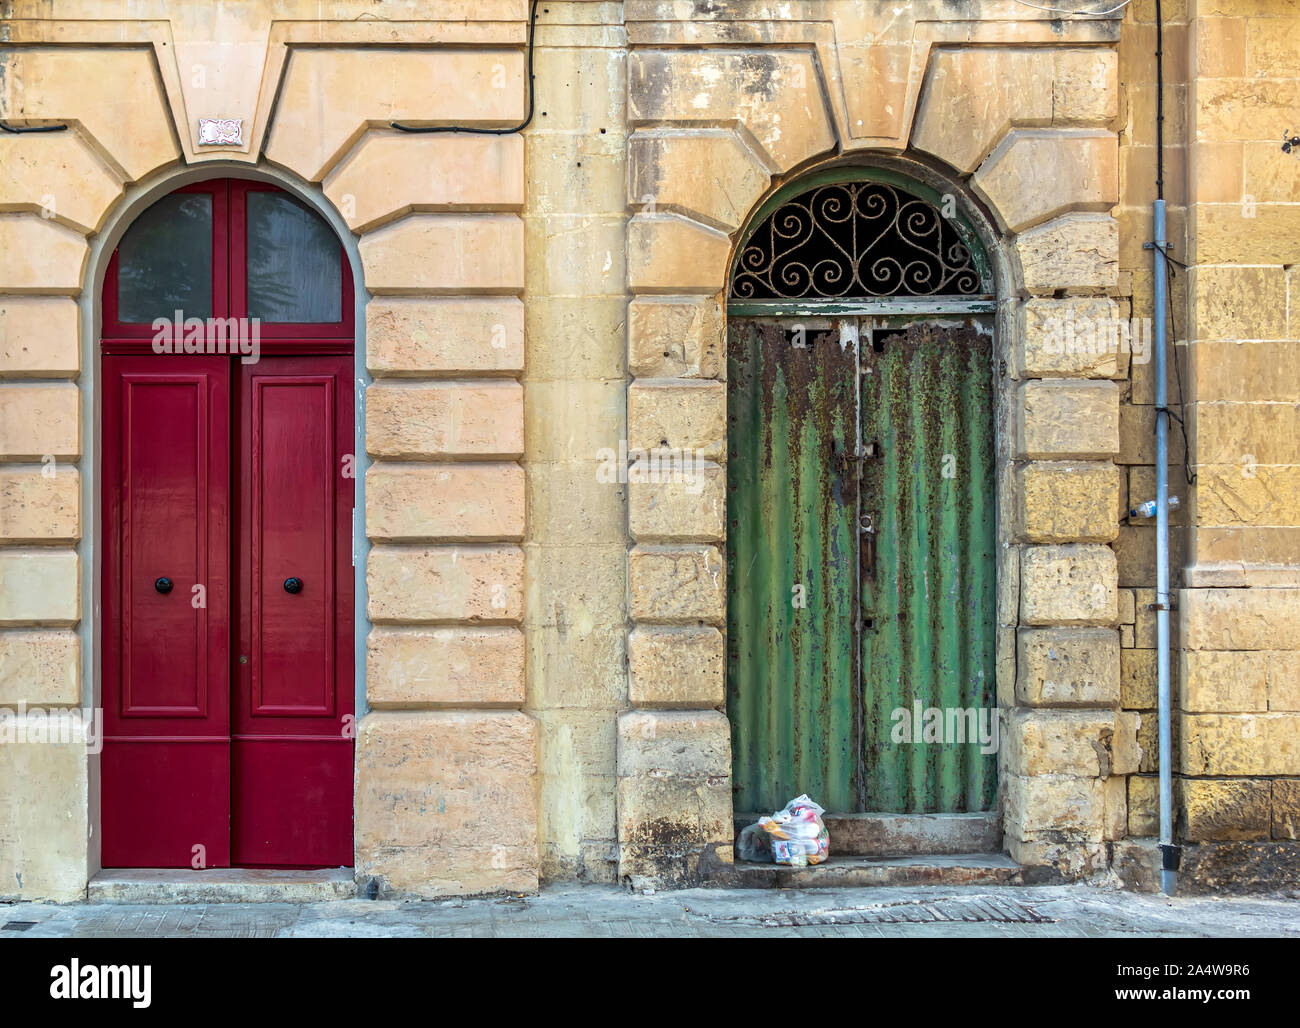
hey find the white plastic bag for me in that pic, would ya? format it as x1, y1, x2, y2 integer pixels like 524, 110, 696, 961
744, 794, 830, 866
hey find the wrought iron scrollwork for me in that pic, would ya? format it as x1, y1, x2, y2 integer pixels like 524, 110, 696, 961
730, 182, 984, 300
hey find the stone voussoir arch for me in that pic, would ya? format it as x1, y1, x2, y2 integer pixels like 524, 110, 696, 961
618, 41, 1128, 886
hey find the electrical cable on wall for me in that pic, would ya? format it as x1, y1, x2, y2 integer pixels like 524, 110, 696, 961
1160, 255, 1196, 487
1148, 1, 1192, 487
391, 0, 540, 134
0, 121, 68, 134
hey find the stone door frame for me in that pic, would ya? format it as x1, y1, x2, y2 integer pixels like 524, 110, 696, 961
77, 163, 373, 876
619, 59, 1128, 882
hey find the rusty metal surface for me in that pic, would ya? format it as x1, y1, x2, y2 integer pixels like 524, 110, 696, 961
859, 321, 997, 812
727, 319, 859, 813
726, 317, 996, 814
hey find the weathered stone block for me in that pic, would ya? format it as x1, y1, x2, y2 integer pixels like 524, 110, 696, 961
0, 717, 90, 901
628, 129, 770, 231
1190, 265, 1287, 341
1104, 775, 1129, 841
366, 463, 524, 542
0, 217, 88, 294
525, 214, 625, 297
525, 296, 626, 382
1274, 780, 1300, 840
973, 129, 1117, 234
265, 48, 524, 181
366, 626, 524, 709
325, 133, 524, 233
1120, 647, 1157, 709
1005, 709, 1121, 777
911, 48, 1053, 173
627, 379, 725, 460
1004, 774, 1107, 842
1269, 651, 1300, 711
1129, 774, 1159, 836
0, 130, 122, 235
1017, 297, 1125, 379
1006, 838, 1109, 877
1015, 380, 1119, 459
1136, 708, 1164, 774
366, 381, 523, 459
627, 626, 724, 708
1053, 49, 1119, 124
1016, 627, 1120, 707
0, 297, 79, 378
0, 549, 78, 626
354, 710, 538, 897
1114, 710, 1143, 775
366, 297, 524, 377
1020, 544, 1117, 626
628, 49, 834, 172
628, 463, 725, 542
1182, 714, 1300, 775
358, 214, 524, 295
1180, 588, 1300, 652
1179, 650, 1267, 712
1016, 462, 1120, 543
617, 710, 732, 886
0, 384, 80, 460
2, 47, 176, 183
628, 545, 725, 625
0, 629, 79, 706
1016, 213, 1119, 294
367, 545, 523, 624
627, 215, 730, 294
0, 466, 79, 543
627, 295, 723, 380
1181, 778, 1271, 841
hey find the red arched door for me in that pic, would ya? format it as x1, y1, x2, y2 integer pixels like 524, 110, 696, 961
100, 180, 354, 868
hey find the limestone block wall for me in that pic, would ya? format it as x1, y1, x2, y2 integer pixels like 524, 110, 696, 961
1174, 2, 1300, 878
0, 1, 539, 901
5, 0, 1296, 900
522, 2, 631, 883
617, 1, 1134, 885
0, 44, 181, 901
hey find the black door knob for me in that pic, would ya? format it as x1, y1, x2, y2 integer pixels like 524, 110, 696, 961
154, 577, 173, 595
283, 577, 303, 594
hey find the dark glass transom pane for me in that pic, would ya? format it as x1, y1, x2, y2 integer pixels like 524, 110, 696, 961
246, 192, 342, 323
117, 194, 213, 322
731, 182, 984, 300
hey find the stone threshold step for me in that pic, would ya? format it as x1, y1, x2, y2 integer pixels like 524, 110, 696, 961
711, 853, 1023, 889
89, 868, 357, 904
734, 811, 1002, 856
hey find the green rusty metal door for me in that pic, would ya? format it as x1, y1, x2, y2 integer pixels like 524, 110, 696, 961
726, 317, 997, 814
727, 318, 861, 814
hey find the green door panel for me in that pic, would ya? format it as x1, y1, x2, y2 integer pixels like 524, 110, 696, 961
726, 319, 859, 814
859, 321, 998, 813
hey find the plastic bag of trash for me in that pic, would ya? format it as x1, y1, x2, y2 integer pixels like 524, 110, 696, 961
740, 794, 829, 866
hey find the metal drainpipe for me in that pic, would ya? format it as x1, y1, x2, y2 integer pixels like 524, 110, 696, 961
1152, 199, 1178, 896
1151, 0, 1180, 897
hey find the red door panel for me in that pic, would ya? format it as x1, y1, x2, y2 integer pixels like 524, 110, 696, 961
233, 356, 353, 867
101, 356, 231, 868
232, 740, 354, 868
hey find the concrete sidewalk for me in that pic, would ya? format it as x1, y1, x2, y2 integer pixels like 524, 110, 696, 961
3, 882, 1300, 938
